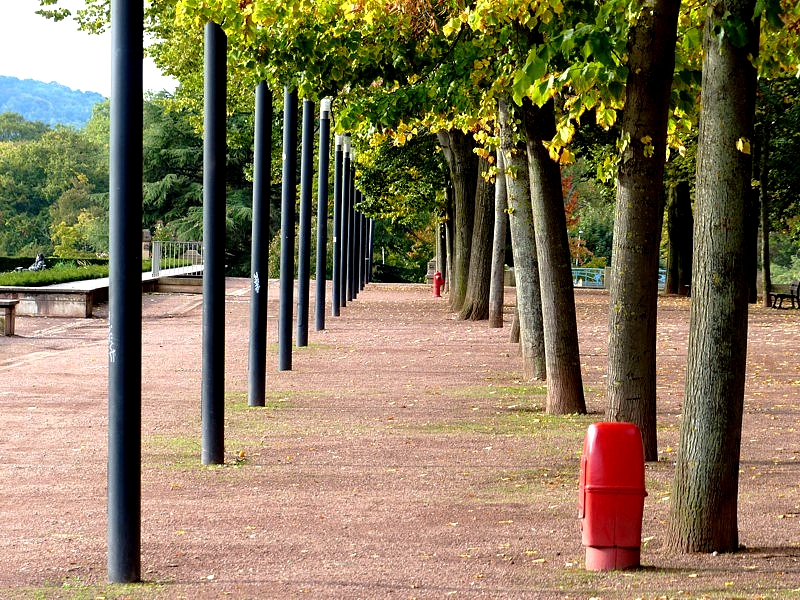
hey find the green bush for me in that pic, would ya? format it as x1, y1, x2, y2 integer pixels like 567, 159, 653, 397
0, 258, 150, 286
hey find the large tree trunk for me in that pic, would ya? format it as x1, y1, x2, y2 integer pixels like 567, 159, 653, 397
606, 0, 679, 461
759, 124, 772, 307
667, 0, 758, 553
459, 156, 494, 320
665, 181, 693, 296
488, 149, 508, 328
437, 130, 477, 312
520, 99, 585, 413
499, 99, 545, 379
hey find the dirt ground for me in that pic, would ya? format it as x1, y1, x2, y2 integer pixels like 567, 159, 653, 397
0, 280, 798, 599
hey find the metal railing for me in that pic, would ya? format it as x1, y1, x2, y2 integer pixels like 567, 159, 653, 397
571, 267, 667, 290
572, 267, 606, 288
151, 241, 204, 276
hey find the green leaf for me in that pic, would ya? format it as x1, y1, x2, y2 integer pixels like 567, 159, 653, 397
523, 53, 548, 84
754, 0, 785, 28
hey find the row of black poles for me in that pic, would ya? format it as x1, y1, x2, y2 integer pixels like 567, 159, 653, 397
275, 97, 375, 371
108, 13, 376, 574
335, 143, 374, 310
108, 15, 232, 582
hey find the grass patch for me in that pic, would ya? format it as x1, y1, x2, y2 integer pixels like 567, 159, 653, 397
490, 465, 580, 496
10, 577, 164, 600
225, 390, 296, 411
265, 342, 333, 353
146, 434, 201, 469
145, 433, 263, 470
462, 383, 547, 404
221, 389, 322, 445
419, 409, 595, 437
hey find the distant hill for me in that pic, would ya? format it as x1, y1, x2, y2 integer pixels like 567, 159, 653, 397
0, 75, 104, 129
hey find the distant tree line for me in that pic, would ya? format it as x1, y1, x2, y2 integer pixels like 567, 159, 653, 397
0, 75, 104, 129
0, 95, 268, 275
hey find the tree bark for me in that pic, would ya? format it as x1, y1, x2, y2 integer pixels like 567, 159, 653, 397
606, 0, 679, 461
665, 181, 693, 296
459, 156, 494, 320
489, 149, 508, 328
510, 307, 520, 343
759, 124, 772, 307
667, 0, 758, 553
437, 130, 477, 312
520, 99, 584, 413
499, 99, 546, 380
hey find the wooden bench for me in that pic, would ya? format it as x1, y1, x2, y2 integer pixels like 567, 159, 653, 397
769, 281, 800, 309
0, 298, 19, 336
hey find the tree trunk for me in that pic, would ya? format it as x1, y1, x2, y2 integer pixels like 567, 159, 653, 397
459, 156, 494, 320
437, 130, 477, 312
606, 0, 679, 461
760, 124, 772, 307
510, 307, 520, 343
520, 99, 585, 413
665, 181, 693, 296
667, 0, 758, 553
489, 149, 508, 328
499, 99, 546, 380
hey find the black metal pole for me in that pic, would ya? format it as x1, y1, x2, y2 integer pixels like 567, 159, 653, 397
296, 99, 314, 347
278, 88, 298, 370
360, 212, 368, 290
348, 186, 358, 301
108, 0, 142, 583
356, 211, 364, 292
367, 218, 375, 283
201, 21, 227, 465
248, 82, 272, 407
340, 137, 351, 307
315, 99, 331, 330
346, 165, 356, 302
331, 134, 343, 317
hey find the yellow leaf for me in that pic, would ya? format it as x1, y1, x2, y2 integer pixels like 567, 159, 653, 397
640, 135, 652, 145
736, 137, 751, 154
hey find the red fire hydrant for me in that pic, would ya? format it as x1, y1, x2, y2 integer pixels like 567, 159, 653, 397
433, 271, 444, 297
579, 422, 647, 570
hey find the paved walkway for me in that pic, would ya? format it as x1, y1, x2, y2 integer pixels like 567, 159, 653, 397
0, 284, 798, 598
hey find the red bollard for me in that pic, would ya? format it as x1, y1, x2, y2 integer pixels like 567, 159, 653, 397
433, 271, 444, 297
578, 422, 647, 570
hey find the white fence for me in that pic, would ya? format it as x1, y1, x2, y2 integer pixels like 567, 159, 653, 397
151, 241, 204, 277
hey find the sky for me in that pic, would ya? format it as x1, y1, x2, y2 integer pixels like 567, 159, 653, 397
0, 0, 176, 97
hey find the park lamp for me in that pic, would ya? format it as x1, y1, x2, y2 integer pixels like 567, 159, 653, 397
321, 97, 332, 119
